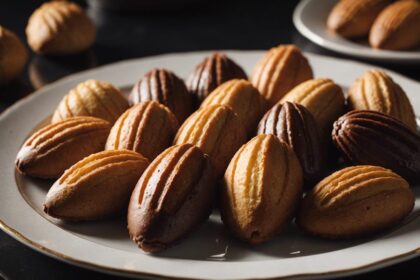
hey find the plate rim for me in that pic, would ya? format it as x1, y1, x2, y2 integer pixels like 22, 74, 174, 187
1, 219, 419, 280
293, 0, 420, 62
1, 50, 419, 280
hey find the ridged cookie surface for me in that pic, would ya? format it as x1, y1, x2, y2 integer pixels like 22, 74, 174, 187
106, 101, 179, 161
297, 165, 414, 238
174, 105, 246, 177
251, 45, 313, 106
16, 116, 111, 179
44, 150, 149, 221
52, 79, 129, 124
128, 144, 215, 252
221, 134, 303, 244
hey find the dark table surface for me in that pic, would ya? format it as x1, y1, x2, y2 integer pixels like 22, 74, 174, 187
0, 0, 419, 279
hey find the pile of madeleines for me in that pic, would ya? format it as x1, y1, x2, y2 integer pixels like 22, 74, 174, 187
15, 44, 419, 253
327, 0, 420, 51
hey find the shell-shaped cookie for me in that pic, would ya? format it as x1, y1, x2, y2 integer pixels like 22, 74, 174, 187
129, 68, 194, 123
280, 78, 345, 135
257, 102, 325, 184
327, 0, 391, 38
174, 105, 246, 177
51, 79, 129, 124
105, 101, 179, 161
26, 1, 96, 55
0, 26, 28, 85
128, 144, 215, 252
369, 1, 420, 50
332, 110, 420, 182
200, 79, 266, 134
44, 150, 149, 221
16, 116, 111, 179
251, 45, 313, 106
297, 165, 414, 239
186, 53, 247, 103
221, 134, 303, 244
348, 70, 416, 131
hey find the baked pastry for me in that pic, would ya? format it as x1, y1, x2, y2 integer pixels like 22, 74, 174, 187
200, 79, 266, 134
280, 78, 345, 136
16, 116, 111, 179
105, 101, 179, 161
257, 102, 325, 184
332, 110, 420, 182
369, 0, 420, 50
251, 45, 313, 106
174, 105, 246, 177
186, 52, 247, 103
221, 134, 303, 244
51, 79, 129, 124
44, 150, 149, 221
327, 0, 391, 38
348, 70, 416, 131
128, 144, 215, 252
0, 26, 28, 85
297, 165, 414, 239
26, 1, 96, 55
129, 68, 194, 123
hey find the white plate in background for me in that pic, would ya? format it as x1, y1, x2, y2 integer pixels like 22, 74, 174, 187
0, 51, 419, 279
293, 0, 420, 63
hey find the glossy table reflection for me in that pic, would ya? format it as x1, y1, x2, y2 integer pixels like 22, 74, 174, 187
0, 0, 419, 279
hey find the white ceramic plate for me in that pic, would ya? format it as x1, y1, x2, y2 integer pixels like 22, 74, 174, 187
0, 51, 419, 280
293, 0, 420, 63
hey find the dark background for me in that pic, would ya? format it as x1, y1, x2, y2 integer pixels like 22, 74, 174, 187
0, 0, 419, 279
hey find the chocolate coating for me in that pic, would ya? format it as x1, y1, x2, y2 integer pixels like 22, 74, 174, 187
127, 144, 215, 252
332, 110, 420, 182
257, 102, 325, 184
186, 53, 247, 103
130, 68, 194, 123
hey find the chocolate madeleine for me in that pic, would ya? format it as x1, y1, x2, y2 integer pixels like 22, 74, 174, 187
257, 102, 325, 184
129, 69, 194, 123
128, 144, 215, 252
186, 53, 247, 103
332, 110, 420, 182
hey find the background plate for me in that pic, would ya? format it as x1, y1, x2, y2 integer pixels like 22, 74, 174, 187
0, 51, 419, 279
293, 0, 420, 63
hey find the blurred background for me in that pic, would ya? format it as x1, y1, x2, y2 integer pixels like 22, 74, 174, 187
0, 0, 419, 279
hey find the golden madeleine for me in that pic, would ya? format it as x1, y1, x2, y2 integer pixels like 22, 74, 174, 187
174, 105, 246, 177
201, 79, 266, 134
44, 150, 149, 221
221, 134, 303, 244
297, 165, 415, 239
26, 1, 96, 55
280, 78, 345, 136
251, 45, 313, 106
348, 70, 416, 131
52, 79, 129, 124
105, 101, 179, 161
0, 26, 28, 85
16, 116, 111, 179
